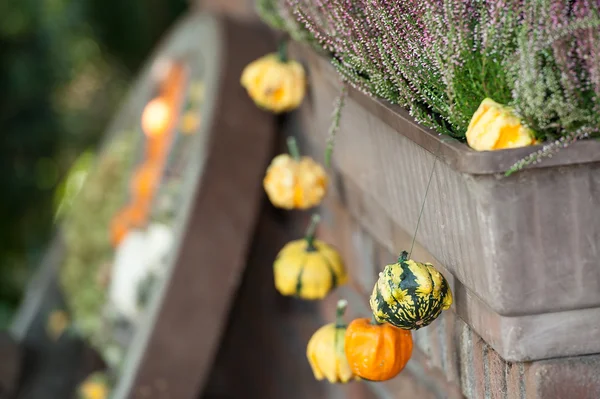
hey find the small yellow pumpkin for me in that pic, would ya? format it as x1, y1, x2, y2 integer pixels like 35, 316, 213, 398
466, 98, 536, 151
307, 299, 357, 384
274, 214, 347, 300
78, 372, 109, 399
240, 46, 306, 113
264, 137, 328, 210
370, 251, 453, 330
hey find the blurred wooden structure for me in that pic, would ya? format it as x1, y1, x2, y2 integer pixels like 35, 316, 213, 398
3, 12, 282, 399
193, 0, 258, 22
122, 14, 276, 399
0, 333, 21, 399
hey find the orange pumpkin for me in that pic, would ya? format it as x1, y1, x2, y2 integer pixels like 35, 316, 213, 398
344, 317, 413, 382
141, 97, 171, 138
130, 163, 161, 202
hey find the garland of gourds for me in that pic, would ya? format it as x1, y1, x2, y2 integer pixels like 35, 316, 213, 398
241, 41, 454, 383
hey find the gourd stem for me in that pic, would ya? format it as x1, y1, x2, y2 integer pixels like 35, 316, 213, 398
398, 251, 409, 263
370, 314, 382, 326
304, 213, 321, 251
287, 136, 301, 161
335, 299, 348, 328
277, 39, 289, 63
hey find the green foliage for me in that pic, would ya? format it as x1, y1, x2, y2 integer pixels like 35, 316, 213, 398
60, 130, 139, 348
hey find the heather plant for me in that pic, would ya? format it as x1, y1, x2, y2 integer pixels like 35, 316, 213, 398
258, 0, 600, 171
506, 0, 600, 172
282, 0, 532, 138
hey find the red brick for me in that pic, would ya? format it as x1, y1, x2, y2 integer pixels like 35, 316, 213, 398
528, 356, 600, 399
443, 311, 461, 385
506, 361, 525, 399
471, 332, 487, 399
425, 317, 443, 373
487, 347, 507, 399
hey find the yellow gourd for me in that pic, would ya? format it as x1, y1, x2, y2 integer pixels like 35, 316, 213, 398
240, 45, 306, 113
78, 372, 109, 399
263, 137, 328, 210
274, 214, 347, 300
466, 98, 536, 151
307, 299, 357, 383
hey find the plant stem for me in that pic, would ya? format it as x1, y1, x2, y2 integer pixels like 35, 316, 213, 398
324, 83, 348, 168
304, 213, 321, 251
335, 299, 348, 327
287, 136, 301, 161
277, 39, 289, 63
398, 251, 409, 263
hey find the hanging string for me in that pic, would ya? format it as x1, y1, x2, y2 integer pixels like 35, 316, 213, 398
408, 142, 442, 258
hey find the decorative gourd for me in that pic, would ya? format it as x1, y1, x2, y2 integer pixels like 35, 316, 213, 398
130, 162, 161, 202
344, 317, 413, 381
273, 214, 347, 300
180, 110, 201, 135
240, 43, 306, 113
370, 251, 453, 330
466, 98, 536, 151
263, 137, 328, 210
306, 299, 357, 384
78, 372, 109, 399
141, 97, 171, 138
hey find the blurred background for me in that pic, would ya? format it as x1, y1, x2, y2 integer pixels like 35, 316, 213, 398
0, 0, 188, 329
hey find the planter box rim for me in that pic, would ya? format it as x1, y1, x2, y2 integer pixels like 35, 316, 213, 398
294, 43, 600, 175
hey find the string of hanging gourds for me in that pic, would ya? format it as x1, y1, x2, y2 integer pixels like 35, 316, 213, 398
240, 37, 453, 384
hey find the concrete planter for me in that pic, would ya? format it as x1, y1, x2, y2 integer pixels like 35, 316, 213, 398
291, 43, 600, 361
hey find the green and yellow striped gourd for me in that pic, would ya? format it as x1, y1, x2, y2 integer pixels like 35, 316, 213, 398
370, 251, 452, 329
